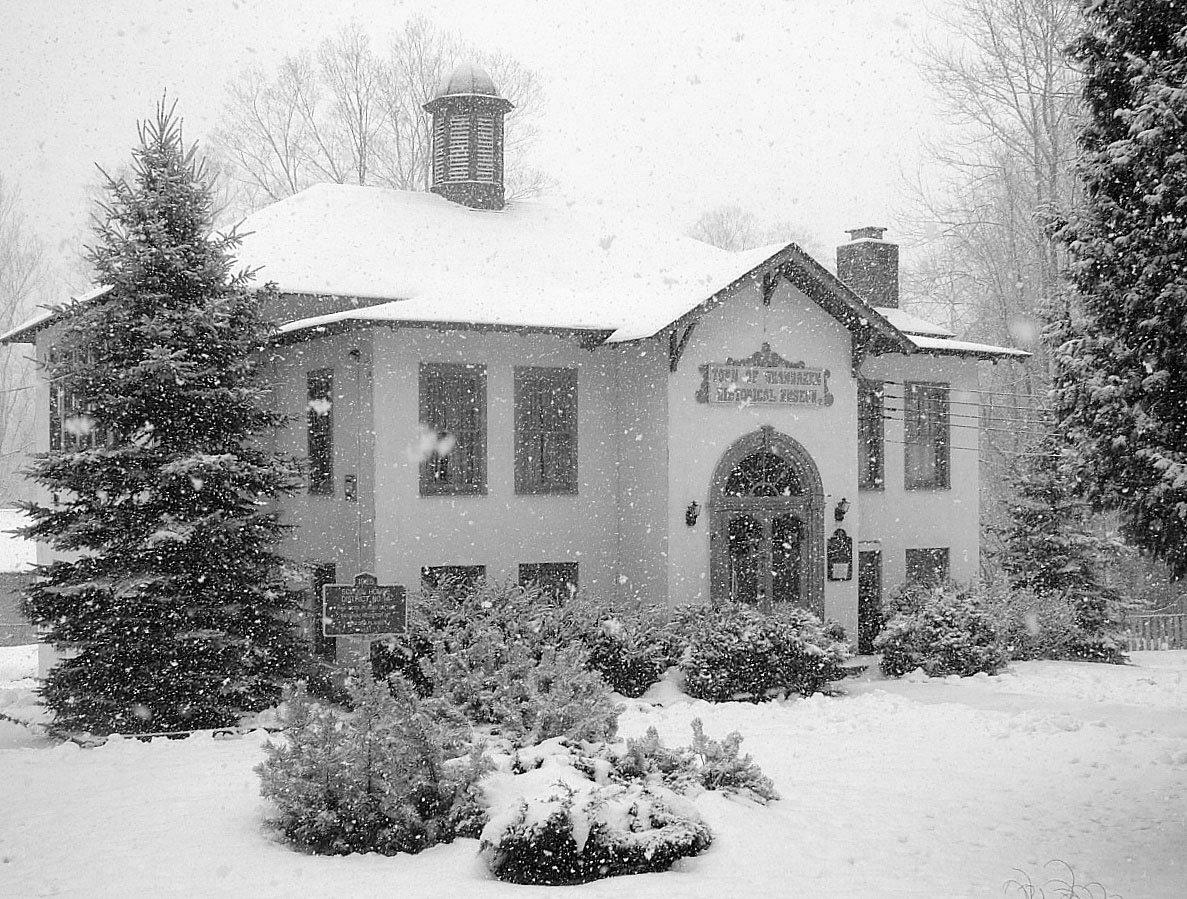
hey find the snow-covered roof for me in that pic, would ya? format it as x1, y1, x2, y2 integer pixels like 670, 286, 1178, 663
907, 334, 1030, 358
873, 307, 956, 338
0, 184, 1028, 362
235, 184, 824, 343
0, 285, 114, 343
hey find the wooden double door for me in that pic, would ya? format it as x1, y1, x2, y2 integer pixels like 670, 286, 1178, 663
714, 504, 807, 610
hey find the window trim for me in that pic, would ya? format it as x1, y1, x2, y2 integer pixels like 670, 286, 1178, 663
903, 380, 951, 491
858, 377, 885, 491
514, 366, 578, 496
419, 362, 488, 497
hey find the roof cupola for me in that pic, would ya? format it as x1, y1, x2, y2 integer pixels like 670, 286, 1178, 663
423, 63, 514, 210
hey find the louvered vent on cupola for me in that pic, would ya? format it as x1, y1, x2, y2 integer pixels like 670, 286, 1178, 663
424, 63, 514, 210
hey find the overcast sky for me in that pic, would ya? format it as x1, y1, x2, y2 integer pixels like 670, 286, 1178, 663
1, 0, 945, 294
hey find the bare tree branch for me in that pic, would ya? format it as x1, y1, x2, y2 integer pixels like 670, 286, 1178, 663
210, 18, 547, 214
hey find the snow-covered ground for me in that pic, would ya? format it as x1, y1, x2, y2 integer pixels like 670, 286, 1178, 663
1, 648, 1184, 897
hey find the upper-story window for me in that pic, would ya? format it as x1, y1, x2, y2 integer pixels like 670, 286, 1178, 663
904, 381, 950, 489
420, 363, 486, 496
48, 348, 106, 451
515, 367, 578, 495
307, 369, 333, 495
858, 378, 884, 490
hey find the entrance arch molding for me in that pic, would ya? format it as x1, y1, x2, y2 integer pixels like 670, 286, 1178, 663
708, 425, 825, 616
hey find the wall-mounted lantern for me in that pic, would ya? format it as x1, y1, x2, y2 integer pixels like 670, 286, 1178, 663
834, 496, 850, 522
685, 501, 700, 527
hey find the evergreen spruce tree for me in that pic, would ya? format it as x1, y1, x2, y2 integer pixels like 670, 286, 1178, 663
1051, 1, 1187, 576
995, 431, 1124, 661
21, 103, 305, 734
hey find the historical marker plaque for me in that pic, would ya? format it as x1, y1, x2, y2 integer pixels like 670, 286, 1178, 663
323, 572, 407, 637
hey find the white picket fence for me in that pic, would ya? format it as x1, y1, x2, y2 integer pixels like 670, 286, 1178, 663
1122, 613, 1187, 651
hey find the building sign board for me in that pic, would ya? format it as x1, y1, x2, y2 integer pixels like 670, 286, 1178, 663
699, 344, 834, 408
323, 572, 407, 637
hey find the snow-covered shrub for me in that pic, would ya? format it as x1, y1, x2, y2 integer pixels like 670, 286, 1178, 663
876, 584, 1008, 678
978, 582, 1128, 665
617, 719, 779, 803
257, 675, 490, 856
564, 602, 682, 698
673, 601, 849, 701
423, 640, 620, 745
481, 781, 711, 885
373, 580, 620, 744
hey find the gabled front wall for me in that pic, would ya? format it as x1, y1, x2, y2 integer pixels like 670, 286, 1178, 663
663, 276, 861, 636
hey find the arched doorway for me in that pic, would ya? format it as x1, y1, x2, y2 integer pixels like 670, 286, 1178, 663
709, 426, 825, 615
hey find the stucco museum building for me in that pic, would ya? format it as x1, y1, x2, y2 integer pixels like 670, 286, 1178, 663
5, 64, 1026, 663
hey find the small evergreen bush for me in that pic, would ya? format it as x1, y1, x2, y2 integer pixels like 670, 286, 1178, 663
876, 584, 1008, 678
566, 603, 681, 698
257, 674, 489, 856
617, 719, 779, 803
674, 601, 849, 701
423, 639, 620, 745
373, 580, 620, 745
979, 582, 1128, 665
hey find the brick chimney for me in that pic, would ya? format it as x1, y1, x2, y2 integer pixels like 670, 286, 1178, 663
837, 226, 898, 309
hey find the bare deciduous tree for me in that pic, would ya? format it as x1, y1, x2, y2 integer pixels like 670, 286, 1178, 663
211, 18, 547, 214
905, 0, 1081, 364
688, 204, 819, 256
0, 177, 48, 502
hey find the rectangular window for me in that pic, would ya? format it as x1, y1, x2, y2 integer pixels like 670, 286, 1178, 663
48, 348, 106, 452
311, 562, 337, 661
904, 382, 950, 489
906, 548, 950, 588
421, 565, 486, 597
858, 378, 884, 490
515, 367, 578, 495
420, 363, 486, 496
519, 562, 579, 602
307, 369, 334, 495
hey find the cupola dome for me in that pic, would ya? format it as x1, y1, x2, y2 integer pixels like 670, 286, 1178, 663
424, 63, 514, 210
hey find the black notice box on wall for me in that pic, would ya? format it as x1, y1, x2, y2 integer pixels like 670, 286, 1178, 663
827, 528, 853, 581
344, 474, 357, 502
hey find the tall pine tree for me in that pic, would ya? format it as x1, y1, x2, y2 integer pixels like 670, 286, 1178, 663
1052, 1, 1187, 576
21, 103, 305, 734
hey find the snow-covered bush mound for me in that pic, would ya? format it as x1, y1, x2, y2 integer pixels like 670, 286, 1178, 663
257, 676, 489, 856
480, 779, 710, 885
673, 601, 849, 701
877, 584, 1008, 678
479, 719, 776, 885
